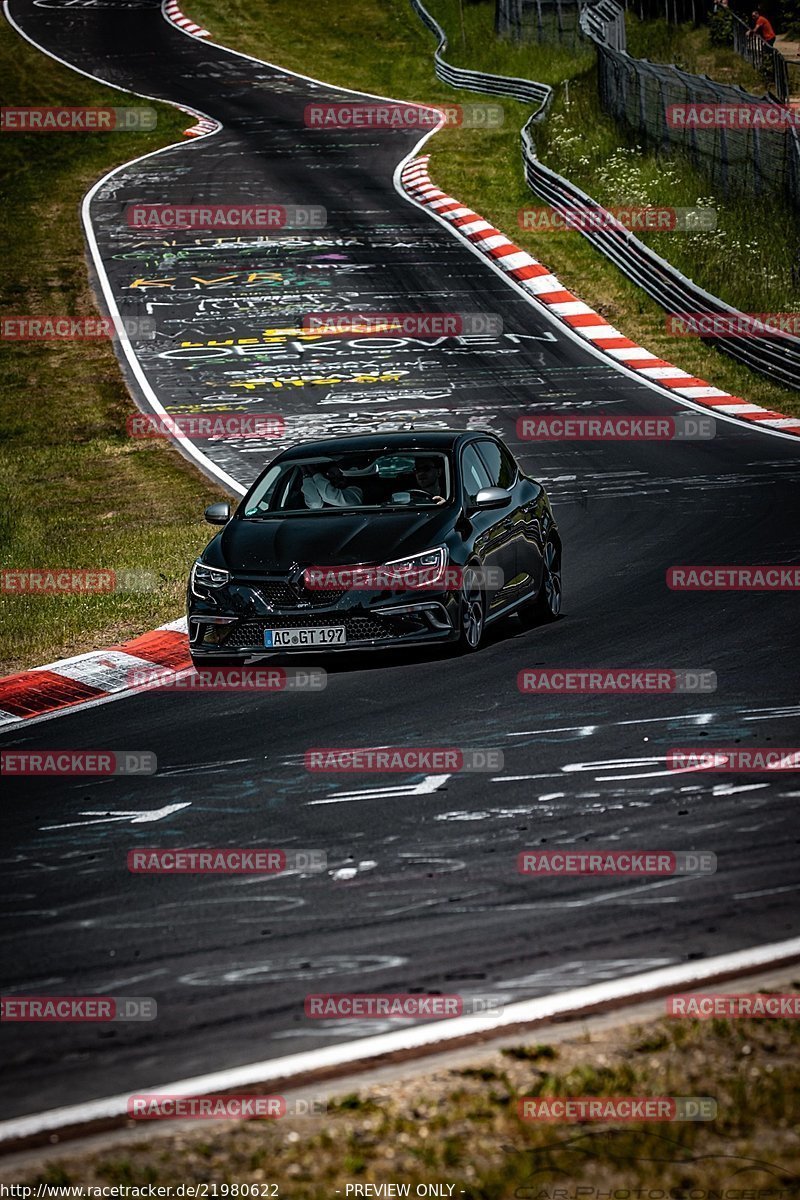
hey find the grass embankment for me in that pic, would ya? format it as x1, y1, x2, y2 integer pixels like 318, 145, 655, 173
0, 18, 222, 675
191, 0, 800, 419
11, 1001, 800, 1193
624, 13, 767, 91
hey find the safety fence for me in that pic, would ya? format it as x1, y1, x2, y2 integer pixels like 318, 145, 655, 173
621, 0, 706, 22
581, 0, 628, 46
412, 0, 800, 389
494, 0, 585, 46
584, 0, 799, 201
499, 0, 702, 36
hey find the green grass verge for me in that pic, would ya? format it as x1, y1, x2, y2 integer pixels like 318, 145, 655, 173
189, 0, 800, 419
10, 999, 799, 1192
625, 12, 767, 92
0, 16, 223, 675
532, 74, 798, 314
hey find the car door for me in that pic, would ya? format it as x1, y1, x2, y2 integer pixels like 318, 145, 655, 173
473, 437, 527, 599
516, 464, 551, 597
459, 441, 515, 611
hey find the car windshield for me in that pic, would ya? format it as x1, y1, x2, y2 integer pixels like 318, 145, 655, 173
240, 450, 453, 516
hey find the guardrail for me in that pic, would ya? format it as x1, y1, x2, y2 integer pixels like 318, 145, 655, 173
411, 0, 552, 113
412, 0, 800, 391
521, 129, 800, 389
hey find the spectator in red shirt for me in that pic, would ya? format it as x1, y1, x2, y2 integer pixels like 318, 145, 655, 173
748, 8, 777, 44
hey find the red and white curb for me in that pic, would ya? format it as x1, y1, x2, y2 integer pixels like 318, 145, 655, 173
163, 0, 209, 39
401, 157, 800, 437
161, 0, 217, 135
183, 115, 220, 138
0, 936, 798, 1148
0, 619, 190, 729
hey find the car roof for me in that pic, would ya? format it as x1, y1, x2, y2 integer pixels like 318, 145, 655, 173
276, 430, 491, 459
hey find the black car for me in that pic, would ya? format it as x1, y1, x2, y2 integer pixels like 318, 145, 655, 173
187, 430, 561, 662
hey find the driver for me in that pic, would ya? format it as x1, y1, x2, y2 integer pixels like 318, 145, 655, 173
413, 457, 447, 505
301, 463, 363, 509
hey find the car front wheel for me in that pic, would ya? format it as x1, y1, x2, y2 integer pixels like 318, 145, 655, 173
519, 537, 562, 626
457, 563, 486, 652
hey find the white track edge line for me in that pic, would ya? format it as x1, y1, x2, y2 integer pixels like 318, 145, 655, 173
2, 936, 799, 1143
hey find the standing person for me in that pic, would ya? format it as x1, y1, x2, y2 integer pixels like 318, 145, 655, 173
747, 7, 777, 45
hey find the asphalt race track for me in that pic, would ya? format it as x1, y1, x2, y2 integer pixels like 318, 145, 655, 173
2, 0, 799, 1123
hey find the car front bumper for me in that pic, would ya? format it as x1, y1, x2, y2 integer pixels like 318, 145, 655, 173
187, 594, 461, 657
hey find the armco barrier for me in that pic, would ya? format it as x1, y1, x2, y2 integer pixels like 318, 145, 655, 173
520, 135, 800, 389
413, 0, 800, 391
411, 0, 552, 116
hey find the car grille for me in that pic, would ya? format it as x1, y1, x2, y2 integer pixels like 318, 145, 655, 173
222, 614, 400, 648
235, 579, 347, 609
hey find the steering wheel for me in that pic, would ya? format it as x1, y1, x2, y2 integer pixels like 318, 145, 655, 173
406, 489, 434, 502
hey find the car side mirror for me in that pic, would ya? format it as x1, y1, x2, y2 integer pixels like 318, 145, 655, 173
204, 502, 230, 525
473, 486, 511, 510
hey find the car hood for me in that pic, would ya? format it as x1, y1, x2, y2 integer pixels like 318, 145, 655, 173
208, 509, 456, 573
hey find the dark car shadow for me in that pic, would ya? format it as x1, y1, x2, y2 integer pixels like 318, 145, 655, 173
265, 612, 564, 677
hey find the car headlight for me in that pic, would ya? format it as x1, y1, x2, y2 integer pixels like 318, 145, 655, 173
381, 546, 448, 587
190, 560, 230, 596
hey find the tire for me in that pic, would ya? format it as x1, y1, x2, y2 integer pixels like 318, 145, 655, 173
457, 563, 487, 652
519, 537, 562, 626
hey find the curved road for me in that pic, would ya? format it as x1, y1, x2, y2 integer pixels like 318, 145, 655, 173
1, 0, 799, 1123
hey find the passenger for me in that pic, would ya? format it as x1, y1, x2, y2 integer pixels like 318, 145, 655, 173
301, 464, 363, 509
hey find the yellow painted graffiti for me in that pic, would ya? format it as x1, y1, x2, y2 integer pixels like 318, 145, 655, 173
128, 271, 286, 290
178, 325, 406, 348
229, 371, 408, 390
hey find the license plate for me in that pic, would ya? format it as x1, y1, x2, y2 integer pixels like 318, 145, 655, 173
264, 626, 346, 648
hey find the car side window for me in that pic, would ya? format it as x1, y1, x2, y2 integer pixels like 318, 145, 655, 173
461, 444, 492, 505
475, 439, 517, 488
